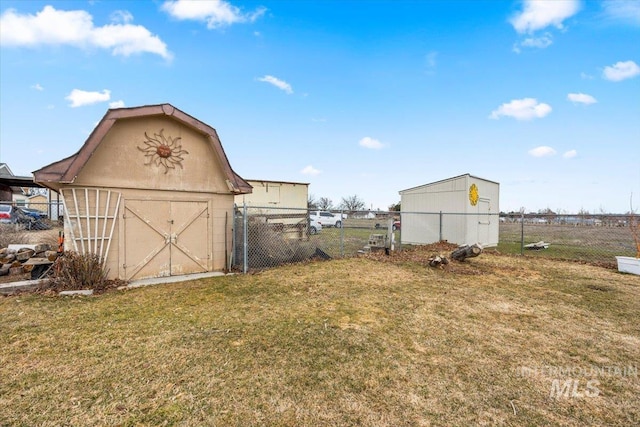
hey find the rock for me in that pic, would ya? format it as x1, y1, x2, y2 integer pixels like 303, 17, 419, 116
0, 253, 16, 264
45, 251, 59, 262
16, 249, 36, 262
9, 266, 24, 275
59, 289, 94, 296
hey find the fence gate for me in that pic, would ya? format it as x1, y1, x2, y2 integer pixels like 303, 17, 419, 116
123, 200, 210, 280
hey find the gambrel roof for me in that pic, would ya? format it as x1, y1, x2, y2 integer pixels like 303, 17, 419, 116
33, 103, 251, 194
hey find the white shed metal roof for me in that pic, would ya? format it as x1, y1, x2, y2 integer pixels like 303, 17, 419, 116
399, 173, 499, 194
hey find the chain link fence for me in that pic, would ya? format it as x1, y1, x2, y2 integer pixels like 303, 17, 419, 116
0, 200, 63, 230
499, 213, 638, 267
233, 206, 400, 272
232, 206, 639, 272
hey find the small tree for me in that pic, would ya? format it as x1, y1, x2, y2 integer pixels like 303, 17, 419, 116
339, 195, 366, 213
389, 202, 401, 212
317, 197, 333, 211
308, 194, 318, 209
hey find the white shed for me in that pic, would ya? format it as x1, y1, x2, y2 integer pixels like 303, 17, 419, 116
399, 174, 499, 247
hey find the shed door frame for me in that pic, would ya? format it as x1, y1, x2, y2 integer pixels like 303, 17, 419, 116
120, 199, 211, 280
477, 198, 491, 245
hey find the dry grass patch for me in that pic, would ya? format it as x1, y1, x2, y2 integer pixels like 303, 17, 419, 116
1, 251, 638, 426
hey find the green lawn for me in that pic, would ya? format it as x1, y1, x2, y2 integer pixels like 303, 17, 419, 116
1, 250, 639, 426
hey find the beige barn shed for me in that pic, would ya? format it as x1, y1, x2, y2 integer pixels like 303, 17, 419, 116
34, 104, 251, 281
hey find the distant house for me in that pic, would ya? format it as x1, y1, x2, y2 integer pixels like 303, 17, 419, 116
27, 193, 64, 221
0, 163, 29, 205
27, 194, 48, 210
352, 211, 376, 219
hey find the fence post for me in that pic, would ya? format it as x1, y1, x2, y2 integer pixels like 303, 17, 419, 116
520, 213, 524, 255
340, 210, 345, 257
231, 208, 235, 271
398, 211, 402, 251
243, 203, 248, 274
439, 211, 443, 242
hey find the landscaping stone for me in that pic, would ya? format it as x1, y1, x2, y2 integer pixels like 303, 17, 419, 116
59, 289, 94, 296
9, 266, 24, 275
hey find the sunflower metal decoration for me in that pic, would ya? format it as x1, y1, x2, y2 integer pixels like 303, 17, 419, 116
137, 129, 189, 174
469, 184, 479, 206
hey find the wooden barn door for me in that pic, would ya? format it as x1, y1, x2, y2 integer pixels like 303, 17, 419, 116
123, 200, 210, 280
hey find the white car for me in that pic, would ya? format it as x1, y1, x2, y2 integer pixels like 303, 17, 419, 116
310, 211, 344, 228
309, 217, 323, 235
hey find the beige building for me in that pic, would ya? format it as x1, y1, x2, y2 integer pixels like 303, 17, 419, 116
235, 180, 309, 235
34, 104, 251, 280
235, 179, 308, 209
27, 194, 48, 211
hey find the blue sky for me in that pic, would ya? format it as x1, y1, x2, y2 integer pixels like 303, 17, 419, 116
1, 0, 639, 213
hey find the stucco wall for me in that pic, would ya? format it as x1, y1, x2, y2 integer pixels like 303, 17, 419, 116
77, 117, 229, 194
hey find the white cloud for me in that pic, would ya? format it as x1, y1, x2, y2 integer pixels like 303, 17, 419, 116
563, 149, 578, 158
602, 60, 640, 82
257, 75, 293, 94
521, 33, 553, 48
489, 98, 552, 120
31, 83, 44, 91
109, 100, 125, 108
359, 137, 385, 150
567, 92, 597, 105
513, 33, 553, 52
601, 1, 640, 26
161, 0, 266, 29
110, 10, 133, 25
300, 165, 321, 176
0, 6, 172, 60
580, 72, 594, 80
65, 89, 111, 107
528, 146, 557, 157
510, 0, 581, 33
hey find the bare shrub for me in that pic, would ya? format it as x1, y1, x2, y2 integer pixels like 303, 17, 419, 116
46, 251, 110, 292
